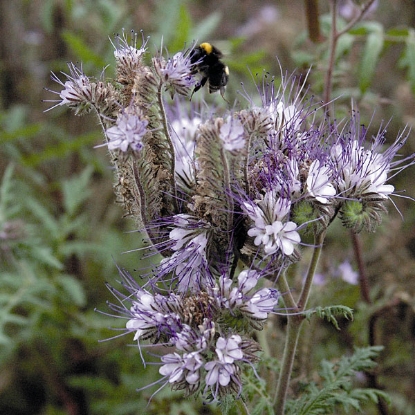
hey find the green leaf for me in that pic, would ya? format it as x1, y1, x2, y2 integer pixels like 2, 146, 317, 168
28, 245, 63, 270
191, 12, 222, 42
62, 167, 93, 217
169, 3, 192, 51
386, 27, 409, 37
61, 30, 106, 68
58, 275, 86, 307
335, 33, 354, 61
304, 305, 354, 330
21, 131, 101, 167
0, 123, 42, 144
358, 26, 384, 93
0, 164, 15, 215
403, 29, 415, 94
286, 346, 386, 415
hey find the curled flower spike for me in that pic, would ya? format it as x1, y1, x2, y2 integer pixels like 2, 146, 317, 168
45, 63, 93, 113
45, 62, 116, 116
105, 266, 263, 401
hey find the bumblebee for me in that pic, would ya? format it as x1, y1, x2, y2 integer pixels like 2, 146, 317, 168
189, 42, 229, 100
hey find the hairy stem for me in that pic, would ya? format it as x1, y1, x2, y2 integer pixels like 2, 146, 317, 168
157, 82, 178, 209
298, 230, 326, 309
273, 231, 326, 414
350, 231, 371, 304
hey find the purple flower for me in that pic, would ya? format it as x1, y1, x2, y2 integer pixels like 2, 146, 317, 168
125, 289, 182, 343
156, 214, 213, 292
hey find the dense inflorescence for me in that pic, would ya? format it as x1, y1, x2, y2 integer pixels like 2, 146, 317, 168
46, 30, 414, 402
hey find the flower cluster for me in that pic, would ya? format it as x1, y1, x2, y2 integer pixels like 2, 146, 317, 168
46, 30, 414, 403
108, 267, 275, 401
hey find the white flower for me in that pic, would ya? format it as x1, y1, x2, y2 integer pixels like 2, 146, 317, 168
215, 335, 244, 364
306, 159, 336, 204
204, 361, 235, 387
244, 288, 280, 319
159, 353, 185, 383
171, 116, 200, 179
330, 141, 394, 199
243, 194, 301, 256
114, 44, 146, 63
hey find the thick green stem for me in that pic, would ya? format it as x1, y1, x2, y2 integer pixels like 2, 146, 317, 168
273, 279, 303, 414
273, 231, 326, 414
298, 230, 326, 309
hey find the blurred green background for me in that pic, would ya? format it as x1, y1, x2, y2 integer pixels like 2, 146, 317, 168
2, 0, 415, 414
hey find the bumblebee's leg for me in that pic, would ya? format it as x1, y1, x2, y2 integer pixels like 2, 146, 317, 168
190, 76, 208, 100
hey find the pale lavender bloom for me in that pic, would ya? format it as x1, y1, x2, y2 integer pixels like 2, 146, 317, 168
205, 360, 236, 388
211, 270, 280, 327
169, 214, 210, 251
45, 63, 93, 112
159, 352, 186, 383
327, 116, 415, 201
306, 159, 336, 204
215, 335, 244, 363
112, 31, 147, 65
174, 321, 213, 352
338, 261, 359, 285
159, 351, 204, 386
220, 117, 245, 151
204, 335, 245, 396
125, 289, 182, 343
105, 112, 147, 152
245, 287, 281, 320
156, 215, 213, 292
170, 115, 200, 180
153, 51, 196, 96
